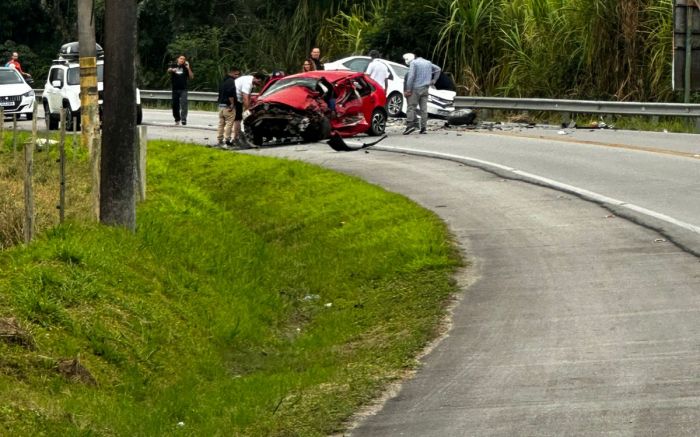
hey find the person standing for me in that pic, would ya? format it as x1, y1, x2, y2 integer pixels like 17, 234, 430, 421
365, 50, 390, 91
233, 72, 267, 144
6, 52, 31, 80
302, 58, 316, 73
167, 55, 193, 125
402, 50, 441, 135
216, 66, 240, 148
310, 47, 324, 71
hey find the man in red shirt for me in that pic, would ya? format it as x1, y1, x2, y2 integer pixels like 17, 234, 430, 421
5, 52, 31, 80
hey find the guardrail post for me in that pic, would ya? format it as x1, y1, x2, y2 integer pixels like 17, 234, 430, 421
561, 112, 571, 127
695, 117, 700, 134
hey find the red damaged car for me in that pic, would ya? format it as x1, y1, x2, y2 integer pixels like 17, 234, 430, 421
244, 70, 387, 147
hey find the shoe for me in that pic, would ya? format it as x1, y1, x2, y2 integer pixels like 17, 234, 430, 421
174, 120, 180, 126
181, 121, 187, 126
403, 126, 416, 135
419, 128, 427, 134
225, 139, 233, 146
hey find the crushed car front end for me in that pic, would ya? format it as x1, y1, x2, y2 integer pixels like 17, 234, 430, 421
244, 101, 331, 146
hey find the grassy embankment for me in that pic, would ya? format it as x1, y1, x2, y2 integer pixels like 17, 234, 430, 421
0, 133, 462, 436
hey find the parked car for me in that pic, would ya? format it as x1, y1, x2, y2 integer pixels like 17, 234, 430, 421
43, 42, 142, 131
324, 55, 456, 118
0, 67, 35, 120
244, 70, 387, 146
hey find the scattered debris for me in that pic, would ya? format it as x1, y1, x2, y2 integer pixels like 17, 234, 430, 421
303, 294, 320, 301
328, 133, 387, 152
445, 109, 477, 126
0, 317, 35, 350
653, 238, 667, 244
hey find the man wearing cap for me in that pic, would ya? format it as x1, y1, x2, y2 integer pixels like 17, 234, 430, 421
402, 50, 441, 135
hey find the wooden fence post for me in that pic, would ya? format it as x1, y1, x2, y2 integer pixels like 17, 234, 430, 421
12, 114, 17, 155
24, 104, 37, 243
58, 108, 66, 223
91, 130, 101, 221
136, 125, 147, 202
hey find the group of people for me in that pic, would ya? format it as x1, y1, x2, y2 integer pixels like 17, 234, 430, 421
301, 47, 324, 72
167, 54, 264, 148
364, 48, 441, 135
168, 48, 326, 148
168, 45, 442, 147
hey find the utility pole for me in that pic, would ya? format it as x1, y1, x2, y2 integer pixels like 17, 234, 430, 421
78, 0, 101, 220
100, 0, 137, 229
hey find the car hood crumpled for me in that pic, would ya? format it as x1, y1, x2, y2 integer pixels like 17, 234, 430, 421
256, 86, 327, 114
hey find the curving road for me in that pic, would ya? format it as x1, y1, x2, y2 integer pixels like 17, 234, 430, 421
139, 110, 700, 436
20, 109, 700, 435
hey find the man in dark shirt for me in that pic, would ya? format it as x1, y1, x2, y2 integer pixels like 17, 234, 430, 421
310, 47, 324, 71
167, 55, 193, 125
216, 66, 240, 147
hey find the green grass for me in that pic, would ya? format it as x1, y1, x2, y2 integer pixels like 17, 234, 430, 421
0, 139, 461, 436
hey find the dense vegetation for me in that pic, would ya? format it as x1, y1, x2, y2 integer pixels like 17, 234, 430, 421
0, 136, 460, 435
0, 1, 693, 101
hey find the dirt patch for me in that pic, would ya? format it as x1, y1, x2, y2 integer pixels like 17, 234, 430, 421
56, 358, 97, 386
0, 317, 35, 350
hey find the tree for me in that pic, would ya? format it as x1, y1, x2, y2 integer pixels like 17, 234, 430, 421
100, 0, 137, 229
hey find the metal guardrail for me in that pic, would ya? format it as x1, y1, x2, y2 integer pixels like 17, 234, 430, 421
34, 88, 700, 129
454, 96, 700, 118
32, 89, 218, 102
140, 90, 218, 102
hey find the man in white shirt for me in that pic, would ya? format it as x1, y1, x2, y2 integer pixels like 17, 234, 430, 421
233, 72, 266, 144
365, 50, 390, 91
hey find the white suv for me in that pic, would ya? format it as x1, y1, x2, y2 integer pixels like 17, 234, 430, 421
42, 42, 142, 131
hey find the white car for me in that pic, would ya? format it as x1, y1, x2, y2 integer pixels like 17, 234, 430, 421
43, 42, 142, 131
324, 55, 456, 118
0, 67, 35, 120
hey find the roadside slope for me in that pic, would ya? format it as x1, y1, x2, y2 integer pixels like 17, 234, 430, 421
248, 144, 700, 436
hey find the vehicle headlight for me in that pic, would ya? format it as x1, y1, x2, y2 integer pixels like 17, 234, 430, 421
23, 90, 35, 98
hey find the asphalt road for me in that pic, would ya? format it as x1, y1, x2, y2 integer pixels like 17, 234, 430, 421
13, 109, 700, 435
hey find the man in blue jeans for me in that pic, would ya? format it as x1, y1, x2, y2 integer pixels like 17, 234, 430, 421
402, 51, 441, 135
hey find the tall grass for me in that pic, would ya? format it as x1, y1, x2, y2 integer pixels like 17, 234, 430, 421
428, 0, 675, 101
0, 140, 461, 435
0, 133, 92, 250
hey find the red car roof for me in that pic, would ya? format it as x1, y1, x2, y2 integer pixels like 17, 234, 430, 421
284, 70, 365, 82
